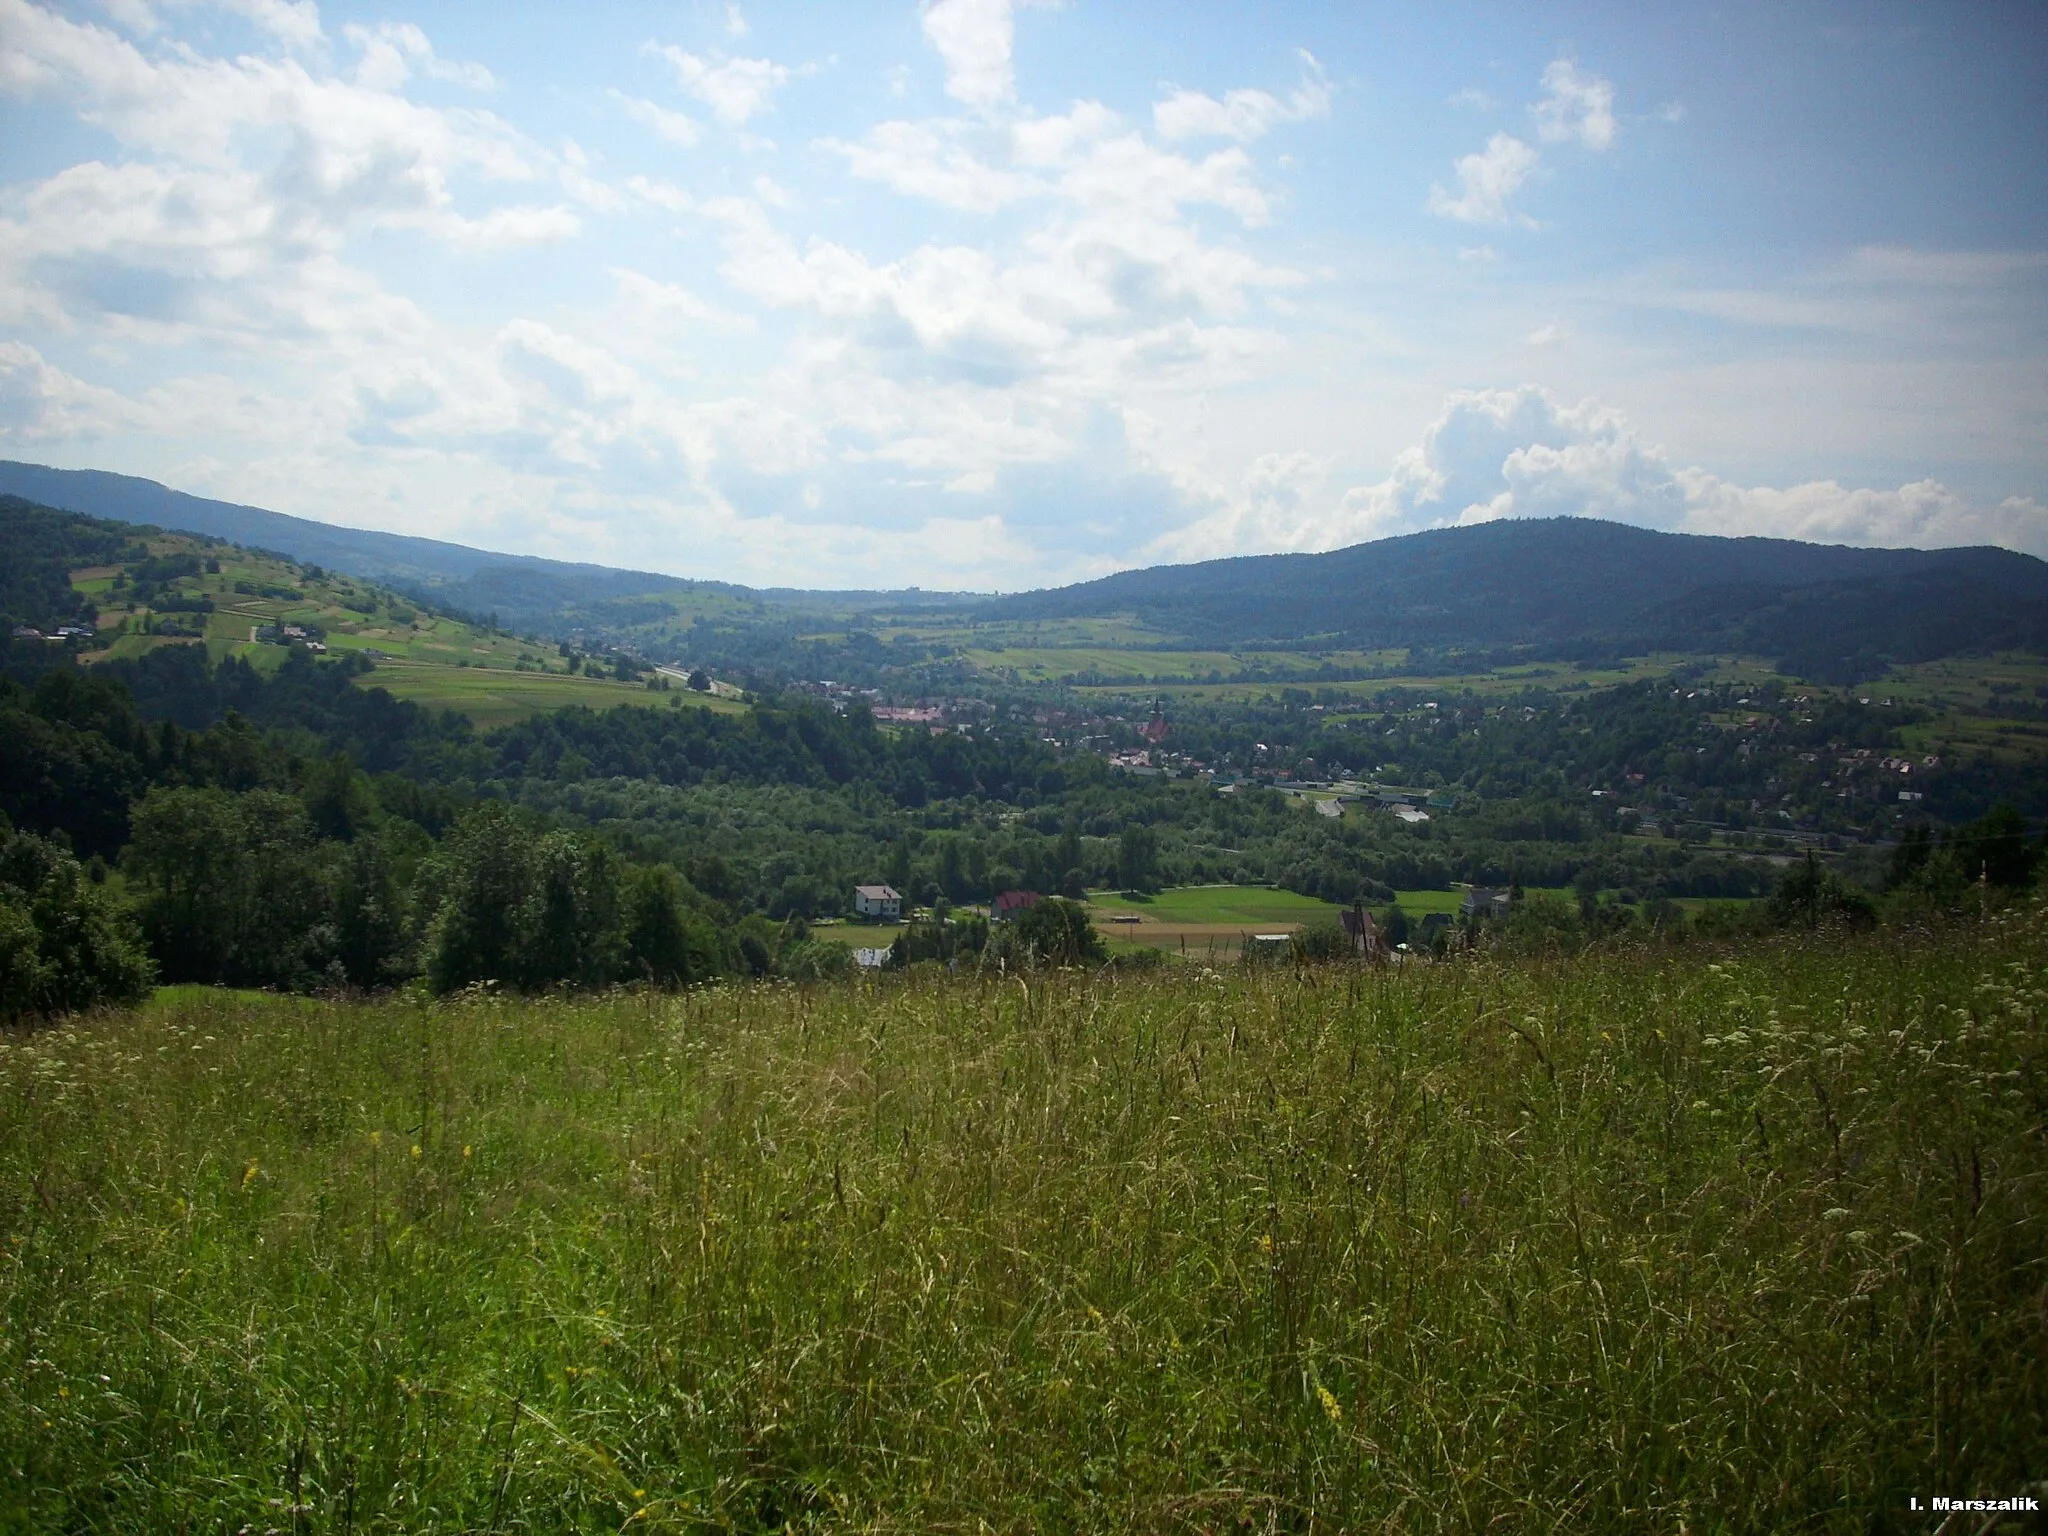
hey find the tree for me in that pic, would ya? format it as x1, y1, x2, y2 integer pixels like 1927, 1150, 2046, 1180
687, 669, 710, 692
333, 831, 411, 989
623, 866, 718, 987
1947, 804, 2036, 889
1117, 823, 1159, 893
521, 832, 623, 988
1766, 853, 1875, 929
0, 830, 154, 1023
423, 803, 538, 992
125, 786, 326, 987
1010, 896, 1106, 968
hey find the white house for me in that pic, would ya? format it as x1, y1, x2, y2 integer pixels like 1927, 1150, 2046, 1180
853, 884, 902, 920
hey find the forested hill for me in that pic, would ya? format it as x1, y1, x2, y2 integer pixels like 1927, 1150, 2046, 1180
978, 519, 2048, 679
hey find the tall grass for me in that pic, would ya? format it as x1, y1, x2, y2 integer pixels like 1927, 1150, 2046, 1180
2, 914, 2043, 1532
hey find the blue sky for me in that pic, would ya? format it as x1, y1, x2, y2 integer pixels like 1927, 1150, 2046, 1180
1, 0, 2044, 589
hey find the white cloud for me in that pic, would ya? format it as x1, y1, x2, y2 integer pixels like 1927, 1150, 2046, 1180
1533, 58, 1615, 151
1182, 385, 2048, 559
346, 21, 495, 92
922, 0, 1013, 113
614, 90, 699, 148
819, 119, 1039, 213
645, 42, 788, 125
1430, 57, 1615, 225
1677, 473, 2048, 553
1526, 322, 1565, 346
624, 174, 694, 212
174, 0, 323, 52
0, 340, 151, 439
1428, 133, 1538, 224
1152, 51, 1330, 142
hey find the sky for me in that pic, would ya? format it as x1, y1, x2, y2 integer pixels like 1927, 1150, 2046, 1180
1, 0, 2045, 591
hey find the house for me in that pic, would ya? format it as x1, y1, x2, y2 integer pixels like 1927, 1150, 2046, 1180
851, 947, 892, 969
852, 884, 902, 920
991, 889, 1042, 923
1141, 711, 1169, 744
1461, 887, 1513, 918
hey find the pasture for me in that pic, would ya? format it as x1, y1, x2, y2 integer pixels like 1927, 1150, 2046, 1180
2, 919, 2041, 1529
353, 662, 746, 730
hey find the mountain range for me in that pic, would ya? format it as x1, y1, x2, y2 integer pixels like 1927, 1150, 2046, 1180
4, 458, 2044, 683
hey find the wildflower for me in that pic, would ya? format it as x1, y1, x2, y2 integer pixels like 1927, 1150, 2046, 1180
462, 1145, 473, 1159
1316, 1384, 1342, 1424
242, 1161, 258, 1191
410, 1144, 422, 1161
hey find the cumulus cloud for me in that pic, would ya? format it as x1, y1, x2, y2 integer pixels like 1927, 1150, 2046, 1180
1185, 385, 2048, 559
613, 90, 700, 148
1428, 133, 1538, 224
644, 43, 789, 125
0, 340, 151, 439
922, 0, 1014, 113
346, 21, 495, 92
1533, 59, 1614, 151
818, 118, 1039, 213
1431, 57, 1616, 224
1152, 51, 1330, 142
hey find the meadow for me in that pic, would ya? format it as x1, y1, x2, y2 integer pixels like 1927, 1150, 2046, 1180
3, 918, 2042, 1531
356, 662, 745, 730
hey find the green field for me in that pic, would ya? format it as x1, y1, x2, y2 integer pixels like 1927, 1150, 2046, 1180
962, 646, 1394, 686
1087, 884, 1345, 925
357, 662, 746, 729
1070, 653, 1699, 704
3, 923, 2040, 1527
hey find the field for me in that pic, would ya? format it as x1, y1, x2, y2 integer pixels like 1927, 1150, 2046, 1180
1069, 653, 1703, 705
357, 661, 746, 730
6, 922, 2039, 1530
1878, 652, 2048, 763
1087, 886, 1345, 958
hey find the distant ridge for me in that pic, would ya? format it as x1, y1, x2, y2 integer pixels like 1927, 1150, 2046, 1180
6, 459, 2045, 682
978, 518, 2048, 680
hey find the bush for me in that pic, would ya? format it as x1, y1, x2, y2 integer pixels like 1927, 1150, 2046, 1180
779, 939, 854, 981
1288, 921, 1352, 963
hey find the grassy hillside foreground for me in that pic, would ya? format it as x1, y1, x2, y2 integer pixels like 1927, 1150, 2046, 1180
3, 923, 2044, 1530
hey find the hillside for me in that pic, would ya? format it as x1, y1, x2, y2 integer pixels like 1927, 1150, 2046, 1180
0, 495, 737, 728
